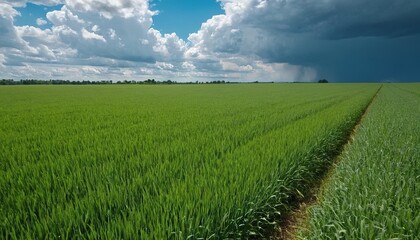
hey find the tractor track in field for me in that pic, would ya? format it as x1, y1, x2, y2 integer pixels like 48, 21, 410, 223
272, 85, 383, 240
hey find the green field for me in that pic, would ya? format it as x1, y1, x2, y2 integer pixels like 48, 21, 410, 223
299, 84, 419, 239
1, 83, 410, 239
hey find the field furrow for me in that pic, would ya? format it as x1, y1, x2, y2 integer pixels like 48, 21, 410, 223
299, 84, 419, 239
0, 84, 381, 239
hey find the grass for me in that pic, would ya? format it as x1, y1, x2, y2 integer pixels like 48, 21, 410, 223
0, 84, 380, 239
299, 83, 420, 239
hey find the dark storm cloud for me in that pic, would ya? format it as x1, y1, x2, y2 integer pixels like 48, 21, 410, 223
2, 0, 419, 82
210, 0, 420, 82
320, 1, 420, 39
287, 35, 420, 82
254, 32, 420, 82
241, 0, 420, 39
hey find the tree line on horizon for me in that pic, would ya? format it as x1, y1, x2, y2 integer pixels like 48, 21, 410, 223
0, 79, 233, 85
1, 79, 329, 85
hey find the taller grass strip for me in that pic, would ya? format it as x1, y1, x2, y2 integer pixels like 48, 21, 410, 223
300, 84, 420, 239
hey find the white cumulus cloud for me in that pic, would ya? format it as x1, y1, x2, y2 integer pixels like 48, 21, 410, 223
81, 28, 106, 42
36, 18, 48, 26
1, 0, 419, 82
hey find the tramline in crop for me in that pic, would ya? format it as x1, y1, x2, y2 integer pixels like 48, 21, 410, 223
0, 84, 380, 239
300, 84, 420, 239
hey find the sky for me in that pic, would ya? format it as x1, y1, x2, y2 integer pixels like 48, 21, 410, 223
1, 0, 419, 82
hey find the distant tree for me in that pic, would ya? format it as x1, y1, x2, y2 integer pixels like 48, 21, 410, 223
162, 80, 175, 84
318, 79, 328, 83
143, 79, 156, 84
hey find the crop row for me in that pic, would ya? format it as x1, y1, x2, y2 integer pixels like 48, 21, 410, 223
0, 84, 379, 239
299, 84, 419, 239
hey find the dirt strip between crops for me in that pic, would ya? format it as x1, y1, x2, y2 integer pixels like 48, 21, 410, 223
272, 85, 383, 240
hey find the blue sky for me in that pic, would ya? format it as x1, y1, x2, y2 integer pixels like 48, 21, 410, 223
151, 0, 223, 40
15, 3, 63, 29
14, 0, 223, 40
1, 0, 420, 82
